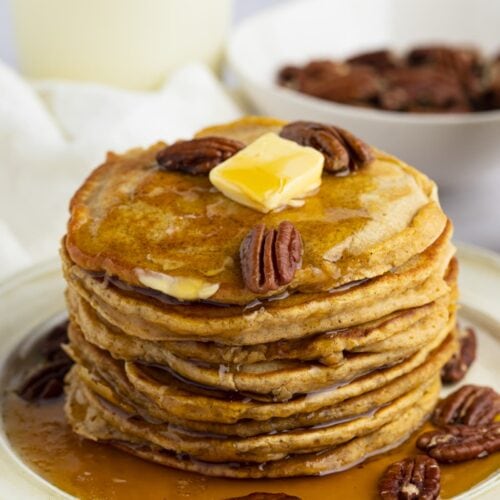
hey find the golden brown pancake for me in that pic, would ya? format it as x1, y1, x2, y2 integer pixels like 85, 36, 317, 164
66, 373, 438, 463
65, 371, 440, 477
65, 117, 446, 304
65, 322, 455, 424
61, 225, 455, 344
67, 284, 451, 366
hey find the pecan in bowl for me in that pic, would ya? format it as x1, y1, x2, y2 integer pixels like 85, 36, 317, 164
277, 65, 303, 89
417, 423, 500, 463
299, 63, 381, 105
378, 455, 440, 500
379, 67, 470, 112
347, 49, 400, 72
480, 59, 500, 109
277, 44, 500, 112
406, 45, 484, 100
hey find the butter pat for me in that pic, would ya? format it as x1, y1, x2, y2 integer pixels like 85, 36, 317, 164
209, 133, 324, 213
136, 269, 219, 301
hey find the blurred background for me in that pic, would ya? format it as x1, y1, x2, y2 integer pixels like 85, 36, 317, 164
0, 0, 287, 70
0, 0, 499, 282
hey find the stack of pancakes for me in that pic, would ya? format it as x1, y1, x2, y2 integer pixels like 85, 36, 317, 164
62, 117, 458, 478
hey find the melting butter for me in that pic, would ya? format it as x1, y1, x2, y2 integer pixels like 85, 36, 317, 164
209, 133, 324, 213
135, 269, 219, 300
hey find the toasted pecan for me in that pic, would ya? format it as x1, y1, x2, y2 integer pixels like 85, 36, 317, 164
240, 221, 302, 294
156, 136, 244, 175
417, 423, 500, 463
347, 49, 400, 72
378, 455, 440, 500
280, 121, 374, 174
441, 327, 477, 384
17, 320, 72, 402
227, 493, 301, 500
432, 384, 500, 427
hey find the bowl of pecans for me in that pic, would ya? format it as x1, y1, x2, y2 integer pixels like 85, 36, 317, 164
228, 0, 500, 190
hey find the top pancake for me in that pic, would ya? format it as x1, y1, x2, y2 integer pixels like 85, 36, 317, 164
66, 117, 447, 304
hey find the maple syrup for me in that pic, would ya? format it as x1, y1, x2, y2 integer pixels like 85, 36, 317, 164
2, 394, 499, 500
2, 319, 498, 499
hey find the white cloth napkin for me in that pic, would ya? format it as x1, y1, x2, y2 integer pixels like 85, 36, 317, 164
0, 62, 242, 281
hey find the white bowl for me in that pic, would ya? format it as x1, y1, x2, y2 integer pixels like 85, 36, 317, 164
227, 0, 500, 190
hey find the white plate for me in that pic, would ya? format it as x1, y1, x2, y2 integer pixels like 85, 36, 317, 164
0, 247, 499, 499
227, 0, 500, 191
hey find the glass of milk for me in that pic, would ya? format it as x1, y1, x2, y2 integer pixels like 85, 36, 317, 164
10, 0, 231, 89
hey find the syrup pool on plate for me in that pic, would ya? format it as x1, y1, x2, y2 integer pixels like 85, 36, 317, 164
2, 321, 499, 500
3, 396, 500, 500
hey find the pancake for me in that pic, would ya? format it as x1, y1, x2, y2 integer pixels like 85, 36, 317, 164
65, 371, 439, 477
61, 115, 459, 479
76, 347, 446, 438
65, 322, 456, 424
67, 280, 452, 366
66, 373, 439, 463
62, 222, 454, 344
195, 116, 285, 144
75, 350, 439, 437
120, 317, 453, 400
65, 116, 446, 305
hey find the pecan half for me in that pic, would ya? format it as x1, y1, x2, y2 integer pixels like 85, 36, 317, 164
378, 455, 440, 500
280, 121, 374, 174
277, 65, 303, 89
407, 45, 484, 100
490, 74, 500, 109
240, 221, 302, 294
227, 493, 301, 500
407, 46, 481, 70
480, 60, 500, 110
417, 423, 500, 463
441, 327, 477, 384
432, 384, 500, 427
17, 359, 71, 401
156, 137, 245, 175
347, 49, 400, 72
299, 64, 381, 105
17, 320, 72, 402
40, 319, 71, 361
380, 67, 470, 112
